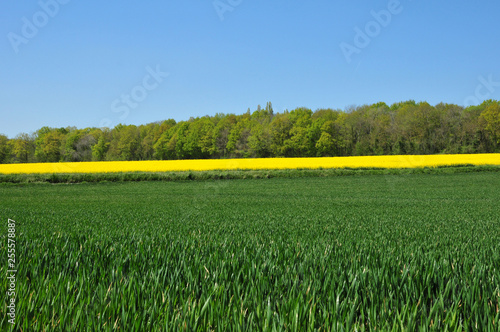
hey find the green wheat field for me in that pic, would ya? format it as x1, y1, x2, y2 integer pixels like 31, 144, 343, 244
1, 172, 500, 330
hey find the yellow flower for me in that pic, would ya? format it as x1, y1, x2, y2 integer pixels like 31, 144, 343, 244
0, 154, 499, 174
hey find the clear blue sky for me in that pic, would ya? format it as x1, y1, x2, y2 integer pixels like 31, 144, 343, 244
1, 0, 499, 138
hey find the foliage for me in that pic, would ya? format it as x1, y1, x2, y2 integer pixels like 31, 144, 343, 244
34, 127, 66, 162
0, 134, 11, 163
481, 101, 500, 143
1, 100, 500, 164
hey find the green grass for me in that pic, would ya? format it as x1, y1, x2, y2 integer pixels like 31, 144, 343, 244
1, 172, 500, 330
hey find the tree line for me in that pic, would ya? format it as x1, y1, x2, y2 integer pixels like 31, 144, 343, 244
1, 100, 499, 164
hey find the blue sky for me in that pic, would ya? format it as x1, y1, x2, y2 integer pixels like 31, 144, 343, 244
1, 0, 499, 138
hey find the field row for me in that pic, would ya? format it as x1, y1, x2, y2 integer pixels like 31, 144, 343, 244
1, 153, 500, 174
1, 173, 499, 330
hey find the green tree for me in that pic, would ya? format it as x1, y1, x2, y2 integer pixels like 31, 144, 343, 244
63, 129, 82, 161
251, 102, 274, 125
152, 120, 178, 160
62, 128, 96, 161
139, 123, 160, 160
170, 122, 190, 159
282, 108, 313, 157
92, 136, 109, 161
213, 114, 236, 158
154, 129, 174, 160
269, 113, 292, 156
248, 123, 271, 157
35, 127, 66, 162
10, 133, 34, 163
0, 134, 11, 163
462, 104, 489, 153
197, 117, 216, 158
480, 101, 500, 145
117, 125, 140, 160
6, 99, 500, 162
315, 132, 336, 156
366, 103, 391, 155
435, 103, 465, 154
227, 117, 251, 158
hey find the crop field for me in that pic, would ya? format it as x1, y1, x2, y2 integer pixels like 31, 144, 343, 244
1, 172, 500, 330
1, 153, 500, 175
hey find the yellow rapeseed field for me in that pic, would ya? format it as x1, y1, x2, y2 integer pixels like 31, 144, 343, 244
0, 154, 499, 175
